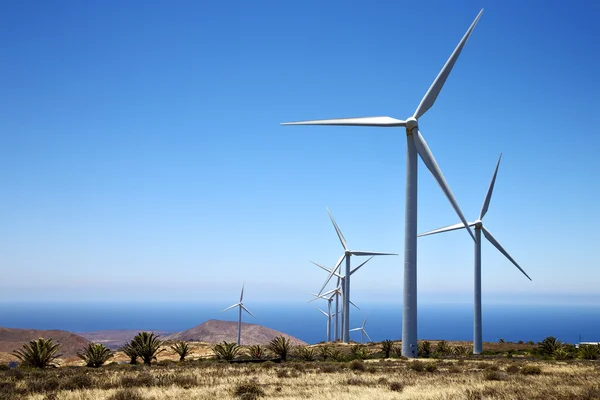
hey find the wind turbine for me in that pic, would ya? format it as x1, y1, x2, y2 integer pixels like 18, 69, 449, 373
222, 283, 255, 345
316, 210, 395, 344
310, 292, 335, 342
311, 258, 372, 341
282, 10, 483, 357
418, 154, 532, 354
316, 307, 333, 342
350, 317, 372, 344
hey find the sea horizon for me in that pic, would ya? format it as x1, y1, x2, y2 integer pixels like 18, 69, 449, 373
2, 301, 599, 345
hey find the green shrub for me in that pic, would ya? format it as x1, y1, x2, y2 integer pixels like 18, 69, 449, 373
453, 345, 471, 356
435, 340, 451, 356
380, 340, 394, 358
349, 359, 366, 371
119, 342, 138, 364
78, 342, 113, 368
538, 336, 562, 356
247, 345, 265, 360
267, 336, 292, 361
130, 332, 164, 365
418, 341, 431, 357
329, 349, 345, 362
213, 341, 242, 361
170, 341, 190, 362
408, 360, 425, 372
350, 344, 369, 360
425, 363, 437, 372
579, 344, 600, 360
295, 346, 316, 361
12, 338, 61, 369
317, 344, 331, 360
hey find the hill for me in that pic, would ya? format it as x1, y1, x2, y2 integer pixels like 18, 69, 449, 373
0, 327, 89, 358
166, 319, 307, 345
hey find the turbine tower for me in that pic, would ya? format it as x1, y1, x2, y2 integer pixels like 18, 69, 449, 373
318, 208, 396, 343
283, 10, 483, 357
350, 317, 372, 344
222, 283, 255, 345
316, 307, 333, 342
419, 154, 531, 354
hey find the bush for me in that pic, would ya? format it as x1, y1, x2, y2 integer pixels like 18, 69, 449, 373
234, 380, 264, 399
130, 332, 164, 365
380, 340, 394, 358
119, 342, 139, 364
12, 338, 61, 368
295, 346, 316, 361
78, 342, 113, 368
349, 359, 366, 371
213, 341, 242, 361
418, 341, 431, 357
350, 344, 369, 360
329, 349, 345, 362
320, 363, 340, 373
409, 360, 425, 372
346, 377, 366, 386
506, 364, 520, 374
521, 365, 542, 375
435, 340, 451, 356
108, 389, 144, 400
120, 372, 155, 388
538, 336, 562, 356
170, 341, 190, 362
389, 381, 404, 392
484, 370, 504, 381
62, 372, 94, 390
453, 345, 471, 356
579, 344, 600, 360
267, 336, 292, 361
425, 363, 437, 372
247, 345, 265, 360
317, 344, 332, 360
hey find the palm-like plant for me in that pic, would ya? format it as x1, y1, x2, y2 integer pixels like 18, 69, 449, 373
350, 344, 369, 360
296, 346, 316, 361
330, 348, 345, 362
170, 341, 190, 362
213, 341, 242, 361
77, 342, 113, 367
579, 344, 600, 360
317, 344, 331, 360
435, 340, 451, 356
131, 332, 164, 365
452, 345, 471, 356
538, 336, 562, 357
380, 340, 394, 358
267, 336, 292, 361
247, 345, 265, 360
13, 338, 62, 368
119, 342, 138, 364
418, 341, 431, 358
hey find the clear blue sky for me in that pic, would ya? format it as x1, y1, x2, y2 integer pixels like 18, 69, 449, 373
1, 0, 599, 306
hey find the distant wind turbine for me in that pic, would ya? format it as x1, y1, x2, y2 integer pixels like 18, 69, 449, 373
283, 10, 483, 357
317, 208, 396, 343
350, 317, 372, 344
316, 307, 333, 342
222, 283, 255, 345
418, 154, 531, 354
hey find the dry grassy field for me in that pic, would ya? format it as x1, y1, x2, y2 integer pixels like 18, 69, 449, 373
2, 341, 600, 400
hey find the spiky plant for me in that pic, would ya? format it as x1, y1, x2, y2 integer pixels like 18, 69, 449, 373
350, 344, 369, 360
538, 336, 562, 357
317, 344, 331, 360
247, 344, 265, 360
131, 332, 164, 365
119, 342, 138, 364
296, 346, 316, 361
418, 341, 431, 357
12, 338, 62, 368
77, 342, 113, 367
170, 341, 190, 362
380, 340, 394, 358
452, 345, 471, 356
330, 348, 345, 362
212, 341, 241, 361
435, 340, 451, 356
552, 346, 570, 360
579, 344, 600, 360
392, 346, 403, 358
267, 336, 292, 361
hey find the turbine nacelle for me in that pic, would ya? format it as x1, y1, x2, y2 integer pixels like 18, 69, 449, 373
473, 220, 483, 228
405, 117, 418, 132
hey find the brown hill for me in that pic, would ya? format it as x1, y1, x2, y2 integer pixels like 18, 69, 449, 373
166, 320, 307, 345
76, 330, 172, 350
0, 327, 89, 358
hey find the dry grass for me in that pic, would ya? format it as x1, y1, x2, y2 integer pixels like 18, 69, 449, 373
1, 357, 600, 400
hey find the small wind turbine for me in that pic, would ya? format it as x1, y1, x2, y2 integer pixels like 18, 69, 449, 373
283, 10, 483, 357
418, 154, 531, 354
222, 283, 255, 345
350, 317, 372, 344
312, 256, 374, 342
316, 307, 333, 342
318, 208, 396, 343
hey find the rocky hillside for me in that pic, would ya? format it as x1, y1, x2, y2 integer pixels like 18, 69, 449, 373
166, 320, 307, 345
0, 327, 89, 358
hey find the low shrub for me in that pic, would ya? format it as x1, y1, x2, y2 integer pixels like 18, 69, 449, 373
346, 377, 366, 386
506, 364, 520, 374
409, 360, 425, 372
389, 381, 404, 392
425, 363, 437, 373
521, 365, 542, 375
108, 389, 144, 400
61, 372, 94, 390
120, 372, 155, 388
349, 359, 366, 372
484, 370, 504, 381
234, 380, 265, 399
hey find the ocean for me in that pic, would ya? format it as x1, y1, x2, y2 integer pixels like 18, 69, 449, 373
1, 301, 599, 345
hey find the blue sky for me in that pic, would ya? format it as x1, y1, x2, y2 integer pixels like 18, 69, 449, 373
1, 0, 599, 307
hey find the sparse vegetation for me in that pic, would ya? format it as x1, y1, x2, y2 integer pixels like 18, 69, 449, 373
267, 336, 292, 361
170, 341, 190, 362
12, 338, 61, 368
77, 342, 113, 367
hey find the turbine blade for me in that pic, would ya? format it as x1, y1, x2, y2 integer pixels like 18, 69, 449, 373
349, 299, 361, 311
413, 9, 483, 119
349, 328, 361, 332
326, 207, 348, 251
222, 303, 240, 312
350, 256, 374, 275
482, 226, 532, 281
318, 254, 345, 295
413, 130, 475, 242
418, 222, 474, 237
350, 251, 398, 256
241, 304, 256, 318
240, 283, 245, 302
317, 308, 329, 317
362, 316, 368, 328
311, 261, 343, 278
480, 153, 502, 220
281, 116, 406, 127
364, 330, 373, 342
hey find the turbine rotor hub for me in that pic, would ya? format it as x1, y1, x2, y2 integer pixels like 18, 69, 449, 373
405, 117, 418, 132
474, 220, 483, 228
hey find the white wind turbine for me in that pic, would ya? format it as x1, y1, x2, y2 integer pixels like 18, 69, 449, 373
311, 257, 372, 341
283, 10, 483, 357
419, 154, 531, 354
316, 307, 333, 342
222, 283, 255, 345
317, 209, 396, 343
350, 317, 372, 344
